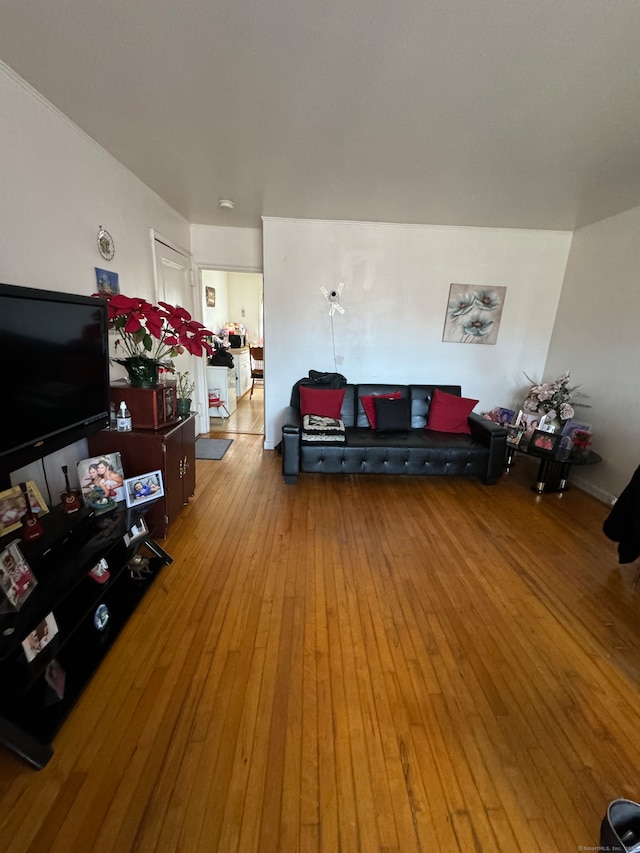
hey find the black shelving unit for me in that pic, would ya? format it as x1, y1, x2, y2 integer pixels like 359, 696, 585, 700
0, 501, 172, 768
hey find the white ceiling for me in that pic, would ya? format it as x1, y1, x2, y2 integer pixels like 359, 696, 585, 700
2, 0, 640, 232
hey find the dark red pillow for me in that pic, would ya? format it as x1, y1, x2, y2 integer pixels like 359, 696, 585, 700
360, 392, 401, 429
426, 388, 478, 434
299, 386, 346, 419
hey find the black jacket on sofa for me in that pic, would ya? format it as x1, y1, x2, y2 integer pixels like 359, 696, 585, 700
281, 383, 507, 485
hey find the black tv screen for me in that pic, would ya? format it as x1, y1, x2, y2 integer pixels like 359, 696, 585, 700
0, 283, 110, 479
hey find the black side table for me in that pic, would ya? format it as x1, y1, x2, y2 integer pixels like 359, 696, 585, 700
505, 441, 602, 494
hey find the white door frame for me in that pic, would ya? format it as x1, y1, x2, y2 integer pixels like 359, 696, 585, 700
150, 230, 209, 433
196, 263, 265, 438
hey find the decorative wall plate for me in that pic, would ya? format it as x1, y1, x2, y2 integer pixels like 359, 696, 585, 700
97, 227, 115, 260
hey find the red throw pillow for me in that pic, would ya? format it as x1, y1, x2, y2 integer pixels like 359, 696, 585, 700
426, 388, 478, 434
360, 392, 401, 429
299, 386, 346, 419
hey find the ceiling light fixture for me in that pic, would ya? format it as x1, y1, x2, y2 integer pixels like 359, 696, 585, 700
218, 199, 235, 210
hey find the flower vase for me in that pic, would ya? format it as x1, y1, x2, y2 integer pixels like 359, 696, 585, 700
116, 357, 160, 388
177, 398, 192, 417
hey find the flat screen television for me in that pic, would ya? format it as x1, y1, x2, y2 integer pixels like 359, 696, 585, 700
0, 283, 110, 485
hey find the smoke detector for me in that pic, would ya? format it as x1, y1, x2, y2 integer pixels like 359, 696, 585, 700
218, 199, 235, 210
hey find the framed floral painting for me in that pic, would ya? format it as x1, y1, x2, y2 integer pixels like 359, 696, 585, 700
442, 284, 507, 345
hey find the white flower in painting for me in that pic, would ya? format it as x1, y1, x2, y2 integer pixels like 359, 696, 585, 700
448, 293, 477, 318
474, 290, 501, 311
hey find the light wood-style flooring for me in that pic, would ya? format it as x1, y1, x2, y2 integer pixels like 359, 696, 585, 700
208, 386, 264, 435
1, 442, 639, 852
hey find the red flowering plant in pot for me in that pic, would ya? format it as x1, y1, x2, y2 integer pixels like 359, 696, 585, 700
100, 293, 215, 387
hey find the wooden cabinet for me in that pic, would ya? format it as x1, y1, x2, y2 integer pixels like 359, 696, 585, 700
206, 366, 237, 414
231, 347, 251, 398
88, 414, 196, 539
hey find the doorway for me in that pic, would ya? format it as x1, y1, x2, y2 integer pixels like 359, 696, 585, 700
199, 267, 264, 436
152, 234, 210, 436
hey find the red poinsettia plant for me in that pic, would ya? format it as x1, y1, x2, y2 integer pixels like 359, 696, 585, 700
99, 293, 215, 362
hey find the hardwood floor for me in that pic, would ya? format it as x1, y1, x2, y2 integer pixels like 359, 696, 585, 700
208, 386, 264, 435
1, 444, 639, 852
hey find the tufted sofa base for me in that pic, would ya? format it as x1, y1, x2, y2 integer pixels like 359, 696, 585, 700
282, 383, 507, 485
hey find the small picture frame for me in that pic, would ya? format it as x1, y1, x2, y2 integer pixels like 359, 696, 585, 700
21, 612, 59, 663
206, 286, 216, 307
529, 429, 561, 456
0, 540, 38, 610
77, 453, 125, 514
520, 411, 544, 436
506, 424, 525, 448
124, 471, 164, 507
498, 407, 516, 425
537, 415, 555, 433
123, 518, 149, 546
561, 420, 592, 440
0, 481, 49, 537
95, 267, 120, 296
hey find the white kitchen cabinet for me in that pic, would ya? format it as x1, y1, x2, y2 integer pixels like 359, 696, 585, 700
207, 365, 237, 415
231, 347, 252, 398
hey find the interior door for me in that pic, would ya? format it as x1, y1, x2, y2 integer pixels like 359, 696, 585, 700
152, 235, 206, 433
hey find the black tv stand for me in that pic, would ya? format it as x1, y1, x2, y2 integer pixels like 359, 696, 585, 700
0, 501, 172, 769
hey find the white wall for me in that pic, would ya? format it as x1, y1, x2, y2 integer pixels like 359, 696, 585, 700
544, 204, 640, 503
191, 224, 263, 271
0, 63, 190, 301
262, 217, 572, 449
0, 62, 191, 498
227, 272, 263, 344
201, 269, 229, 335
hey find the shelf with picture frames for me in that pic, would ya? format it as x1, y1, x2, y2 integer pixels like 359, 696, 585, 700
0, 502, 172, 768
504, 423, 600, 494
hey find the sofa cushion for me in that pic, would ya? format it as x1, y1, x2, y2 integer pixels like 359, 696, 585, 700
426, 388, 478, 434
360, 391, 401, 429
299, 386, 346, 419
375, 397, 412, 432
301, 414, 346, 443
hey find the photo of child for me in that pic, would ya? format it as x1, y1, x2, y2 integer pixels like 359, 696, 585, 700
124, 471, 164, 508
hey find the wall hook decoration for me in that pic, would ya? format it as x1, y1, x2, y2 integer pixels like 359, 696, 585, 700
320, 282, 345, 316
320, 282, 346, 371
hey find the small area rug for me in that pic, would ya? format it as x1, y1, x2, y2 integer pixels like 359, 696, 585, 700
195, 438, 233, 460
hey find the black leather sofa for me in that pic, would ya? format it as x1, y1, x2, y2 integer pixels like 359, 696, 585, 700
281, 383, 507, 485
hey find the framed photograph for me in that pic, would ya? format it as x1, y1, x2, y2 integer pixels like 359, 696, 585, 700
506, 424, 525, 448
529, 429, 561, 456
124, 471, 164, 507
123, 518, 149, 546
498, 407, 516, 425
77, 453, 125, 513
0, 540, 38, 609
22, 612, 59, 663
94, 267, 120, 296
561, 420, 592, 441
536, 415, 554, 433
520, 411, 544, 436
206, 286, 216, 307
0, 481, 49, 537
